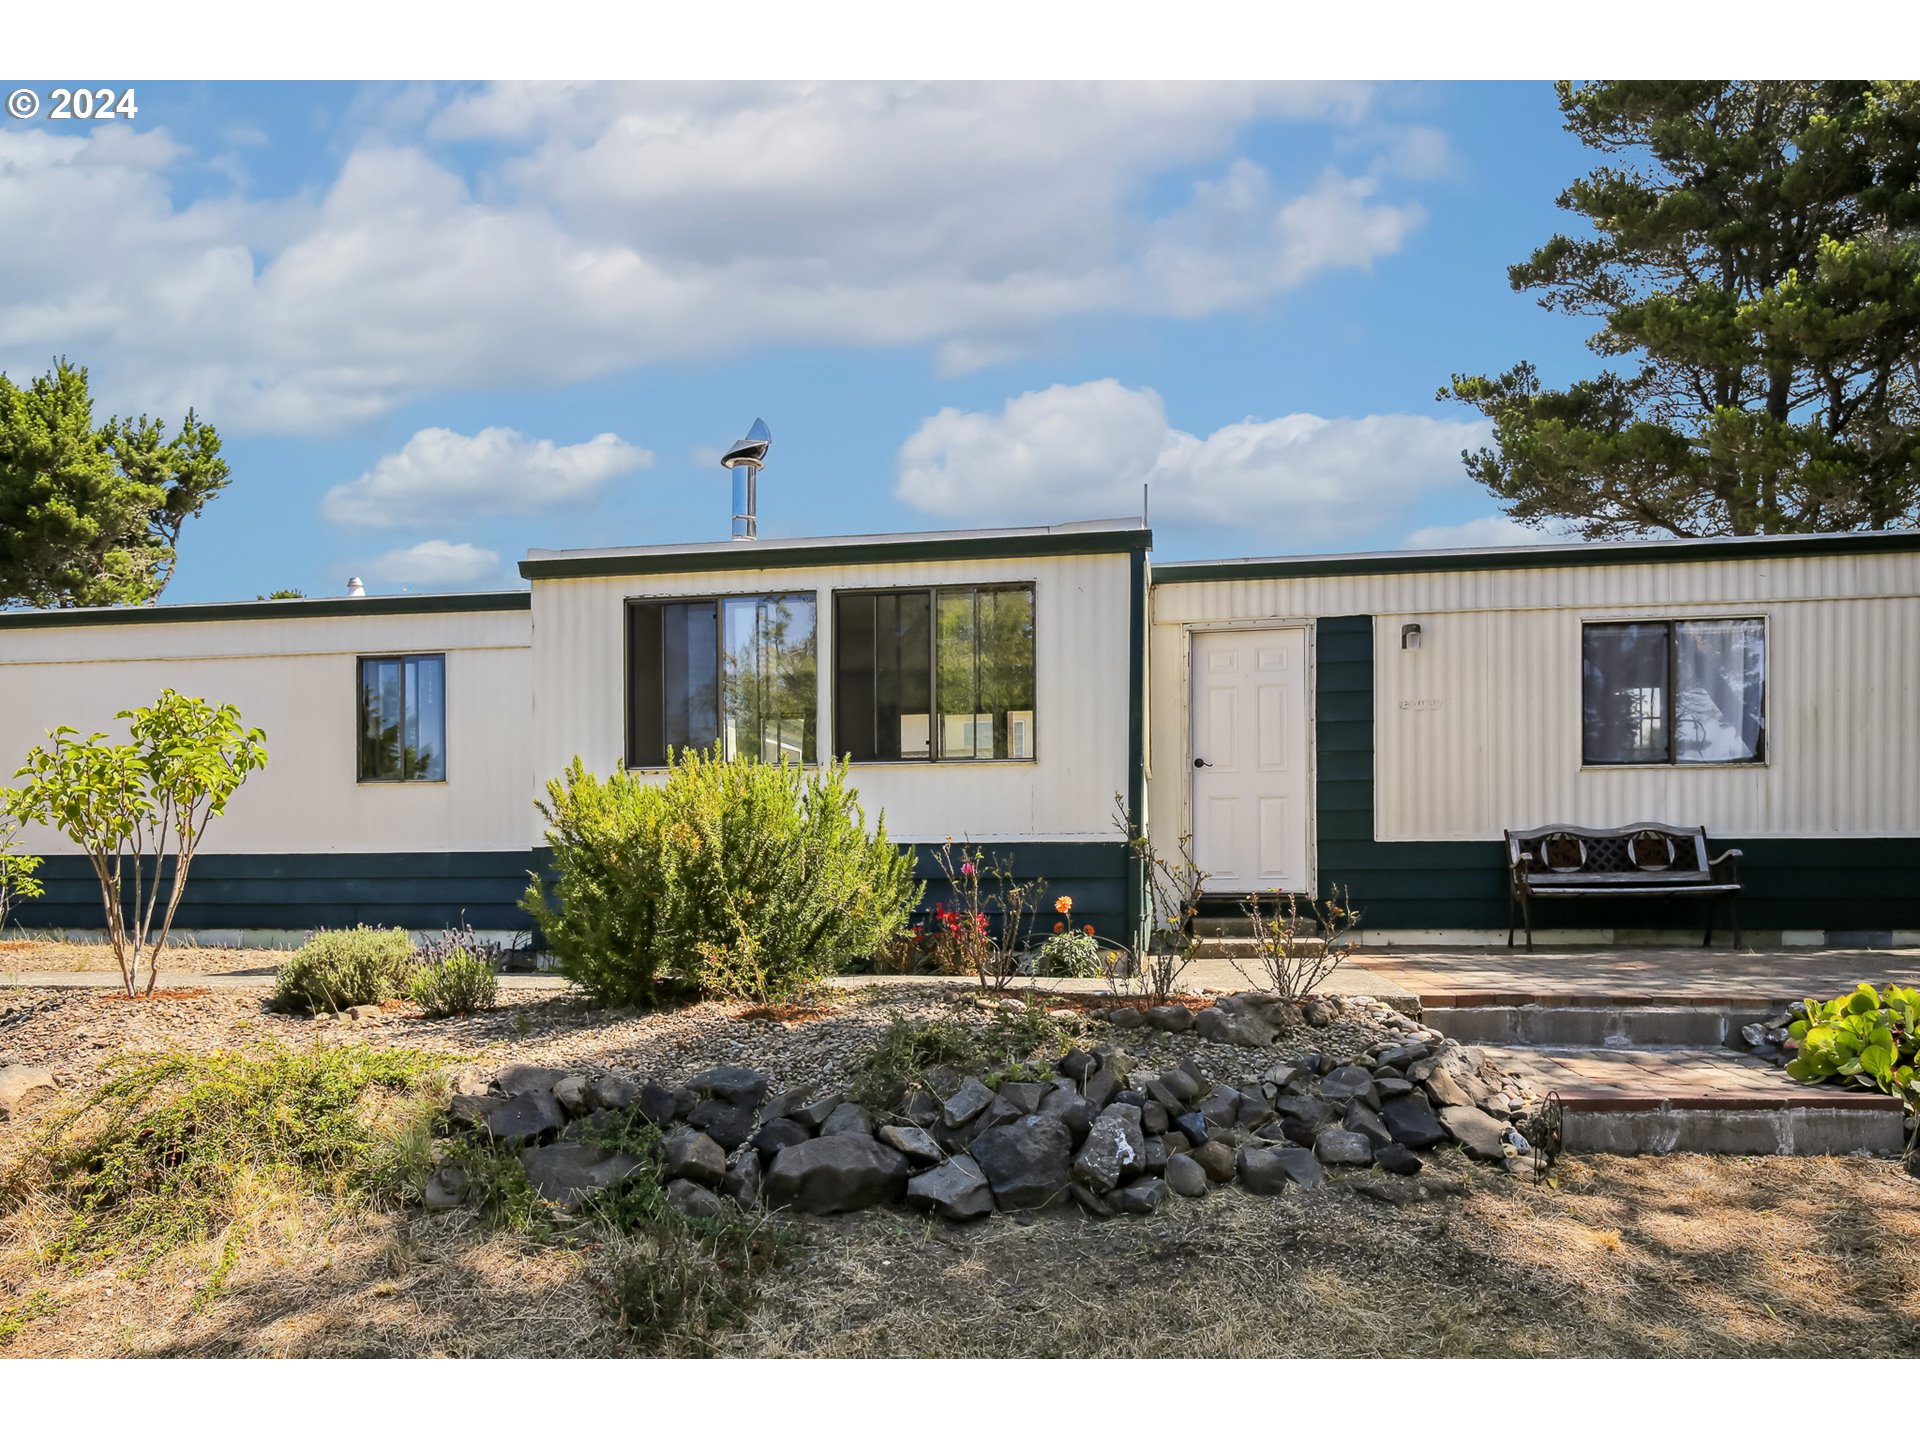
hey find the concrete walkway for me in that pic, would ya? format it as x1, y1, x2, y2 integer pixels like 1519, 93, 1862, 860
3, 955, 1416, 1002
1350, 946, 1920, 1008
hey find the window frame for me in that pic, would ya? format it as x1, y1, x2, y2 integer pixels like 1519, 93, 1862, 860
623, 590, 820, 770
831, 580, 1038, 765
1579, 615, 1769, 769
355, 652, 449, 784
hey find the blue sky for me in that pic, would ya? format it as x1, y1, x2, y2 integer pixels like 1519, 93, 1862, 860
0, 80, 1608, 602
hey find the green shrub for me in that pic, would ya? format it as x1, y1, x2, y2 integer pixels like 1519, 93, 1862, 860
1786, 982, 1919, 1106
525, 749, 921, 1006
270, 925, 416, 1014
409, 946, 499, 1017
849, 1001, 1083, 1108
4, 1045, 444, 1285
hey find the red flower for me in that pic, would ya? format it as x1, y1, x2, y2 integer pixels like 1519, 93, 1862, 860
1083, 924, 1095, 936
1053, 922, 1065, 933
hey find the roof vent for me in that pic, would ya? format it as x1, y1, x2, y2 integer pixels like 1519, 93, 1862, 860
346, 576, 366, 598
721, 417, 772, 541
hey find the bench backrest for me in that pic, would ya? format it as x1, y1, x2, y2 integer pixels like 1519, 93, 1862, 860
1505, 823, 1711, 879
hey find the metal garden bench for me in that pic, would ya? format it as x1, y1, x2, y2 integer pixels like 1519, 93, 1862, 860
1505, 822, 1743, 950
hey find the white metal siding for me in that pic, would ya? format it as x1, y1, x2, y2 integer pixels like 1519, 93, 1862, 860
530, 551, 1133, 843
0, 610, 533, 855
1151, 551, 1920, 843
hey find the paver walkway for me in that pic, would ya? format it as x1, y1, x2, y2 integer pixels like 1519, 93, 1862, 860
1486, 1044, 1900, 1114
1350, 947, 1920, 1008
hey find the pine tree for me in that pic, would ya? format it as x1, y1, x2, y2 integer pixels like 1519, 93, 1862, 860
0, 360, 231, 607
1443, 81, 1920, 538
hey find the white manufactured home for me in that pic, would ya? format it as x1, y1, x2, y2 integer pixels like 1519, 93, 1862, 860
3, 517, 1917, 948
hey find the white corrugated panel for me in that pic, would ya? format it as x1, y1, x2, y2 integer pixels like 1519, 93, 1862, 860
0, 609, 534, 854
531, 550, 1133, 843
1151, 549, 1920, 842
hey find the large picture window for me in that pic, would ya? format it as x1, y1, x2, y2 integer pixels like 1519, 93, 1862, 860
1582, 618, 1766, 766
834, 584, 1035, 761
627, 594, 817, 767
358, 654, 447, 782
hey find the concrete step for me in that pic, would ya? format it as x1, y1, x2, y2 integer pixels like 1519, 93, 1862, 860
1425, 1003, 1771, 1048
1486, 1044, 1905, 1156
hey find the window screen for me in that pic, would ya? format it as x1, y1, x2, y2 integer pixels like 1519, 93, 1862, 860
1582, 619, 1765, 765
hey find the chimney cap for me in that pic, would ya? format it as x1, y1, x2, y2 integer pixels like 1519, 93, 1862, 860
721, 416, 771, 470
346, 576, 366, 598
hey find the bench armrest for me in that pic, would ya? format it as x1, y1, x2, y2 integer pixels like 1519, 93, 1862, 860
1709, 847, 1743, 882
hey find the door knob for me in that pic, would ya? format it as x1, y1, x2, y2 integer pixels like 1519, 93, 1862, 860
1193, 757, 1211, 769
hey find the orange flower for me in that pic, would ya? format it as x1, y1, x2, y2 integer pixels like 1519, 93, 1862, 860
1083, 923, 1095, 936
1054, 895, 1074, 914
1053, 922, 1065, 933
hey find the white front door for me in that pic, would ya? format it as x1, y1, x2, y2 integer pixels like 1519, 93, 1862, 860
1189, 626, 1311, 892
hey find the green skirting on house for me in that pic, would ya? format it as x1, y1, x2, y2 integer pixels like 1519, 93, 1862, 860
1314, 615, 1920, 936
911, 840, 1132, 946
13, 840, 1133, 947
15, 852, 539, 935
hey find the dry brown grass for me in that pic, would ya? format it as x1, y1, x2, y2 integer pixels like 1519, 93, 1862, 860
4, 964, 1916, 1358
716, 1152, 1920, 1358
8, 1147, 1913, 1358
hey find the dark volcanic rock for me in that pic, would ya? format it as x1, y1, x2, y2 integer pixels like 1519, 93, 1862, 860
765, 1134, 911, 1214
969, 1114, 1074, 1210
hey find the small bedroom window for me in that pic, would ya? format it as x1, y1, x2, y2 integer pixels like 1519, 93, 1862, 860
358, 653, 447, 781
1581, 619, 1766, 766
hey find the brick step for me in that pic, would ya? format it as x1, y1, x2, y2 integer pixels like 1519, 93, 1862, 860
1486, 1044, 1905, 1156
1425, 1003, 1770, 1048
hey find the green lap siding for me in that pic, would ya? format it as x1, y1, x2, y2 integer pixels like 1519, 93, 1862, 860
16, 852, 539, 934
1312, 615, 1920, 936
9, 840, 1130, 946
912, 840, 1131, 946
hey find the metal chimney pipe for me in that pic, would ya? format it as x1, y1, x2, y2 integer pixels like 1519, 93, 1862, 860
721, 418, 772, 541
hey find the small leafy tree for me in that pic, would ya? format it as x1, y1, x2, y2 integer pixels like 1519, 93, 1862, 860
0, 790, 44, 934
12, 691, 267, 996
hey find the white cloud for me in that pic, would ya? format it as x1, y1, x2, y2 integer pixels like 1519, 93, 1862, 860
896, 379, 1489, 547
1402, 515, 1571, 550
0, 84, 1439, 432
322, 426, 652, 530
359, 539, 503, 587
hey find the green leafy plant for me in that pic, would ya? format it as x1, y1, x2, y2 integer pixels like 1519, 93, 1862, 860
525, 749, 920, 1007
1035, 928, 1101, 978
408, 945, 499, 1018
848, 1001, 1082, 1109
2, 1045, 444, 1291
10, 691, 266, 997
406, 921, 501, 1017
0, 790, 44, 935
270, 925, 416, 1014
1785, 983, 1920, 1106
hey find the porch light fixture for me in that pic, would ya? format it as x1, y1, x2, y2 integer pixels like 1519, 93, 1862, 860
1401, 622, 1422, 651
